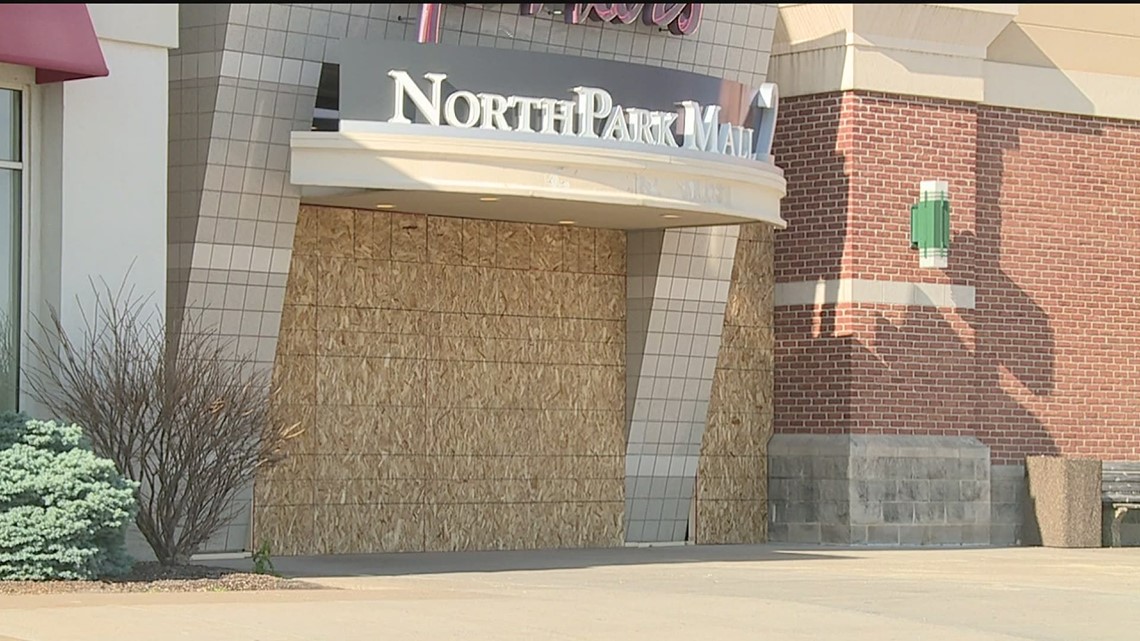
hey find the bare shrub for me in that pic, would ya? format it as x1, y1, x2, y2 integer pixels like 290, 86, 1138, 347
24, 280, 301, 565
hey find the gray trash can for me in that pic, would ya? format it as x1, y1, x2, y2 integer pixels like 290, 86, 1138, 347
1024, 456, 1101, 548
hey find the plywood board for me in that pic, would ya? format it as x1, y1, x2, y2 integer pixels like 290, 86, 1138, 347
258, 209, 629, 554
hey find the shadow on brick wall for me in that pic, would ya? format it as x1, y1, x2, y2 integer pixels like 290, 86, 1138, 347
959, 225, 1058, 462
960, 229, 1055, 399
859, 304, 1052, 450
969, 108, 1109, 460
790, 295, 1053, 444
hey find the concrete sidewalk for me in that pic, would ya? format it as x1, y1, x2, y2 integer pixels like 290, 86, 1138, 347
2, 545, 1138, 641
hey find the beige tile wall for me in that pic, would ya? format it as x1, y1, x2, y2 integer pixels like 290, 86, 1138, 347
255, 206, 627, 554
696, 223, 775, 543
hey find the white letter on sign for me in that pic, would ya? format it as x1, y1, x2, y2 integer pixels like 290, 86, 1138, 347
444, 90, 481, 128
572, 86, 613, 138
654, 111, 679, 147
539, 98, 577, 135
508, 96, 543, 133
601, 106, 632, 141
478, 92, 510, 131
388, 70, 446, 126
680, 100, 721, 153
717, 124, 737, 157
625, 108, 656, 145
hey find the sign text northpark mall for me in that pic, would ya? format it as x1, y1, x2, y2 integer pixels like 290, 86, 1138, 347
387, 70, 763, 161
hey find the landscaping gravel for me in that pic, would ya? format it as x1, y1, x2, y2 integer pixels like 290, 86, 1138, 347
0, 562, 326, 594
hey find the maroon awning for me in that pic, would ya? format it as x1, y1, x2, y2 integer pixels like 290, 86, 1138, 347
0, 4, 108, 84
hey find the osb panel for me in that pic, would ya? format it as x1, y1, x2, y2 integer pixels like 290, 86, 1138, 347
533, 226, 568, 272
317, 207, 354, 258
356, 208, 392, 261
258, 208, 628, 555
496, 222, 533, 270
695, 499, 767, 544
570, 227, 596, 273
595, 229, 626, 275
420, 501, 624, 552
285, 255, 316, 306
696, 225, 776, 544
266, 404, 317, 456
252, 506, 314, 556
392, 213, 428, 262
462, 219, 497, 267
428, 216, 464, 265
302, 503, 428, 554
270, 355, 315, 405
293, 206, 319, 257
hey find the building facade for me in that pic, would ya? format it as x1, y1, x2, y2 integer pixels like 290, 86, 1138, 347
1, 3, 1138, 556
169, 2, 783, 554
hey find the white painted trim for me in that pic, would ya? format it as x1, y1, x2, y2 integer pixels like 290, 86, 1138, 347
0, 63, 34, 88
18, 87, 28, 410
290, 125, 787, 229
0, 160, 18, 171
21, 82, 52, 418
775, 279, 976, 309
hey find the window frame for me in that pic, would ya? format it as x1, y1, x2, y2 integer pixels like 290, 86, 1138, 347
0, 87, 22, 172
0, 78, 30, 411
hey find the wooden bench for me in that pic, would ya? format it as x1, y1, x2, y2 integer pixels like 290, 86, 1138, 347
1102, 461, 1140, 547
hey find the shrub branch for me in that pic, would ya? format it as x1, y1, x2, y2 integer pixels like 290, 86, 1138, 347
23, 278, 300, 565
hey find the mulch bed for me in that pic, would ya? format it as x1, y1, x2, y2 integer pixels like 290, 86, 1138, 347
0, 562, 326, 594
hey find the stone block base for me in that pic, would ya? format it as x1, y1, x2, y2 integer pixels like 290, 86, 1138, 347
990, 464, 1027, 546
769, 434, 991, 546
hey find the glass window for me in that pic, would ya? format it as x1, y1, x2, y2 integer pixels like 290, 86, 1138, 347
0, 88, 17, 163
0, 88, 21, 411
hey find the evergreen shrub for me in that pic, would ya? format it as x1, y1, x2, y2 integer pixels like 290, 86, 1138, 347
0, 412, 138, 580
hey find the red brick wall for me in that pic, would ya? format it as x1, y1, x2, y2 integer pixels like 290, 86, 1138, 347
772, 94, 859, 436
847, 94, 977, 285
774, 91, 1140, 463
772, 93, 851, 283
846, 304, 978, 438
976, 105, 1140, 462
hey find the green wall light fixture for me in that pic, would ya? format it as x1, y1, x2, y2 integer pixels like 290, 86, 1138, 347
910, 180, 950, 269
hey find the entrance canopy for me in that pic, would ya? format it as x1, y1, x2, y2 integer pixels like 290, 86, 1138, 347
292, 125, 785, 230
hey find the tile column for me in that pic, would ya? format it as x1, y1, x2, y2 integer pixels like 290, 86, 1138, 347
624, 226, 738, 542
